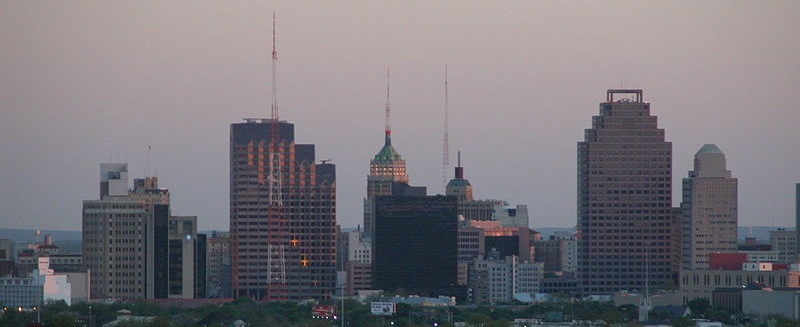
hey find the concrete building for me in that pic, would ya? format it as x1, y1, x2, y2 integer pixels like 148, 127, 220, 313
373, 191, 459, 297
770, 229, 797, 265
492, 204, 529, 228
340, 228, 373, 296
534, 231, 577, 274
742, 288, 800, 320
167, 216, 199, 299
679, 269, 789, 304
796, 184, 800, 261
82, 186, 150, 299
577, 89, 674, 294
681, 144, 738, 270
229, 119, 337, 301
206, 231, 231, 298
468, 255, 544, 305
83, 164, 203, 300
0, 258, 72, 308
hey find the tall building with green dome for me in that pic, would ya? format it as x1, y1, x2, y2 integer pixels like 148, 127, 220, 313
363, 71, 410, 238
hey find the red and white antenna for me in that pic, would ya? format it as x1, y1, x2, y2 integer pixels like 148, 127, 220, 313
271, 11, 279, 122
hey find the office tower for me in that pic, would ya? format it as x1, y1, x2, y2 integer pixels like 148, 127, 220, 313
769, 229, 796, 264
364, 72, 409, 239
206, 231, 231, 298
681, 144, 738, 270
195, 233, 207, 299
468, 255, 543, 305
373, 187, 458, 297
446, 156, 524, 224
83, 164, 201, 300
229, 119, 336, 301
577, 89, 673, 294
168, 216, 199, 298
796, 184, 800, 261
83, 164, 151, 300
128, 176, 171, 298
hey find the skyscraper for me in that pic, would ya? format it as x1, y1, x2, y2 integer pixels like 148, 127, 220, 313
229, 119, 336, 301
364, 69, 409, 239
577, 89, 674, 294
373, 188, 458, 297
680, 144, 738, 270
796, 184, 800, 261
83, 164, 170, 300
83, 164, 203, 300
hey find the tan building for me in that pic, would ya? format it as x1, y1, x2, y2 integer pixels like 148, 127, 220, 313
577, 89, 674, 294
679, 269, 789, 304
769, 229, 797, 264
206, 231, 230, 298
680, 144, 738, 270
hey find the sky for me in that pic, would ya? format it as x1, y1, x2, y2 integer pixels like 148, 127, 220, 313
1, 1, 799, 232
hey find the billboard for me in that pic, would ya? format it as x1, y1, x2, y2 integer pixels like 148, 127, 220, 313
370, 302, 396, 316
312, 305, 336, 318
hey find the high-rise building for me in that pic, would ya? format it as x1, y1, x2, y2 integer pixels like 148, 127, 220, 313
577, 89, 674, 294
468, 255, 543, 305
83, 164, 202, 300
229, 119, 336, 301
373, 188, 458, 297
206, 231, 231, 298
680, 144, 738, 270
769, 229, 796, 265
83, 164, 150, 300
796, 184, 800, 261
363, 75, 409, 239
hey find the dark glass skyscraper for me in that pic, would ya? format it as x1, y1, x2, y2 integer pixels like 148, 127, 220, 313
230, 119, 336, 301
373, 191, 458, 297
577, 89, 674, 294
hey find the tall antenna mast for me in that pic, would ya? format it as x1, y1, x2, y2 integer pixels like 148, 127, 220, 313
271, 11, 279, 122
266, 11, 286, 299
384, 67, 391, 146
441, 65, 449, 193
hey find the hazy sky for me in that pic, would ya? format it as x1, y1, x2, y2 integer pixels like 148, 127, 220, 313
2, 1, 799, 232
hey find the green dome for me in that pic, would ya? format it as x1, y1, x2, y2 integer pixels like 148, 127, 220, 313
447, 178, 471, 187
373, 144, 403, 161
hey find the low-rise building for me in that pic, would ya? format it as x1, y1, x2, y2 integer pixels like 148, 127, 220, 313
0, 257, 72, 308
742, 288, 800, 320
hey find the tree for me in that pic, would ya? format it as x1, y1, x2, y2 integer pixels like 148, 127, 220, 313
687, 298, 710, 317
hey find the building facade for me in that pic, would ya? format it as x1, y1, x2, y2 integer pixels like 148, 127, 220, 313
82, 164, 202, 300
206, 231, 231, 298
770, 229, 797, 265
577, 89, 674, 294
373, 193, 458, 297
468, 255, 544, 305
680, 144, 738, 270
229, 119, 336, 301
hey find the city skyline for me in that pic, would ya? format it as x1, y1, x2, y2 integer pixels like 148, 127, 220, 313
2, 2, 800, 231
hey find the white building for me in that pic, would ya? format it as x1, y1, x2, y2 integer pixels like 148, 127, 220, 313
470, 255, 543, 304
0, 257, 72, 308
770, 229, 797, 265
492, 205, 529, 228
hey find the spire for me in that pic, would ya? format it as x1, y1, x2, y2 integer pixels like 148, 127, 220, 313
455, 150, 464, 179
384, 67, 391, 146
270, 11, 278, 122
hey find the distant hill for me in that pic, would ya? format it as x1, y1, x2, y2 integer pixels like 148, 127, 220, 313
0, 228, 81, 243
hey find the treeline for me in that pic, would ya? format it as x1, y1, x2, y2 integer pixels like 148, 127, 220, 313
1, 298, 798, 327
